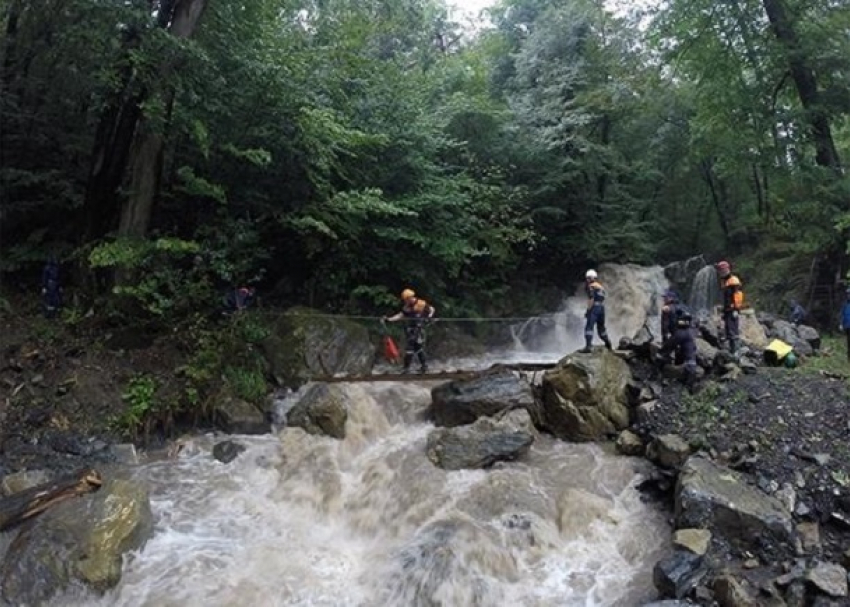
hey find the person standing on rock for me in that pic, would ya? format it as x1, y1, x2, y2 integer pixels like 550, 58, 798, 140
580, 269, 613, 353
717, 260, 744, 354
384, 288, 436, 374
657, 290, 698, 392
840, 288, 850, 361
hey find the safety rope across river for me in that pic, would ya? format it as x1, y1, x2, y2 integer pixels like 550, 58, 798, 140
249, 311, 563, 323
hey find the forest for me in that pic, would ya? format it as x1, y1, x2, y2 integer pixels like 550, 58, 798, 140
1, 0, 848, 322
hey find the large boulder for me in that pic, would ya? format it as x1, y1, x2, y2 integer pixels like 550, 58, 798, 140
426, 409, 535, 470
430, 369, 539, 428
286, 382, 348, 439
260, 307, 374, 388
738, 309, 769, 349
675, 456, 796, 557
695, 338, 719, 370
213, 394, 270, 434
0, 478, 154, 605
540, 349, 631, 441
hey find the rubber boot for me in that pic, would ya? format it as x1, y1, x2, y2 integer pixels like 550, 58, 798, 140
604, 338, 613, 351
579, 337, 592, 354
402, 353, 413, 374
417, 351, 428, 374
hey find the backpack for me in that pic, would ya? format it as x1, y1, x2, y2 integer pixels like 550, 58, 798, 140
674, 304, 693, 328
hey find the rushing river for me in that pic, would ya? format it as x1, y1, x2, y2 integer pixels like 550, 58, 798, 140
53, 264, 672, 606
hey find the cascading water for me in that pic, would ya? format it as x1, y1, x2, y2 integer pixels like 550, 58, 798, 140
688, 265, 719, 313
47, 262, 675, 607
509, 263, 669, 357
56, 383, 670, 607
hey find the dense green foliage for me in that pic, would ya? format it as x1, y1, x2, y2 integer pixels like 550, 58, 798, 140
1, 0, 848, 318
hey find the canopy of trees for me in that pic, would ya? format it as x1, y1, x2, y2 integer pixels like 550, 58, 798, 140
1, 0, 848, 318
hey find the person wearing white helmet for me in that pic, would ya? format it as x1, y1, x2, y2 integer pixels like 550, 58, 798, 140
580, 269, 612, 353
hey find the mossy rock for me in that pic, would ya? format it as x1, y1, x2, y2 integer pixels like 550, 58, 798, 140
260, 306, 374, 388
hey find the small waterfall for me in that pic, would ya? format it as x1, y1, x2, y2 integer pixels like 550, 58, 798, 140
689, 265, 719, 312
53, 382, 670, 607
509, 263, 669, 356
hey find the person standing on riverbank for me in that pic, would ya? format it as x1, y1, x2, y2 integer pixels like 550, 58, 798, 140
717, 260, 744, 354
384, 288, 436, 374
580, 269, 613, 353
41, 255, 62, 319
840, 288, 850, 361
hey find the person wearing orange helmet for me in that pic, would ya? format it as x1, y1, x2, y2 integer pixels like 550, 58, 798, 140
716, 260, 744, 353
384, 288, 436, 373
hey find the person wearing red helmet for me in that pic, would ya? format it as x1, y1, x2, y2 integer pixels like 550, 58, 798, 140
384, 288, 436, 373
716, 260, 744, 353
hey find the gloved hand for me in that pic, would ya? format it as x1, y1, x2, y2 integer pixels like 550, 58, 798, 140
731, 310, 739, 319
585, 309, 591, 319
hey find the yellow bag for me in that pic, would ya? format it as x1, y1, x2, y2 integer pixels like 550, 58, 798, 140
764, 339, 793, 366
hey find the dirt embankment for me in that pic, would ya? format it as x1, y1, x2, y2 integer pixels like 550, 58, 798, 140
0, 312, 190, 476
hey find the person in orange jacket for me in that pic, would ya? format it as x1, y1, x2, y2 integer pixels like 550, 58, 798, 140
384, 288, 436, 373
717, 260, 744, 353
580, 269, 613, 353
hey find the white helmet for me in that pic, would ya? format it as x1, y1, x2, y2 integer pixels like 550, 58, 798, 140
585, 269, 598, 279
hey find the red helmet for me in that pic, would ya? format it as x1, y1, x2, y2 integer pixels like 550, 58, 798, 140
716, 260, 731, 274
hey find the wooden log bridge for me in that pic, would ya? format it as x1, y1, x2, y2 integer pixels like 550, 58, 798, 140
0, 468, 103, 532
314, 362, 557, 383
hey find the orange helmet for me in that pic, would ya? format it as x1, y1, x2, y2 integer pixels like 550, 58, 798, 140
401, 288, 415, 300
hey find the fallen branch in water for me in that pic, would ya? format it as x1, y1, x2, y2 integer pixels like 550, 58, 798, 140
0, 468, 103, 532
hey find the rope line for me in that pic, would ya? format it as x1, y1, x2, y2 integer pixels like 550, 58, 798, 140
248, 311, 564, 322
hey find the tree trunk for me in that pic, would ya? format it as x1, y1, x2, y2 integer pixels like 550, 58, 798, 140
117, 0, 209, 240
81, 25, 146, 241
0, 469, 102, 532
701, 159, 730, 240
761, 0, 842, 171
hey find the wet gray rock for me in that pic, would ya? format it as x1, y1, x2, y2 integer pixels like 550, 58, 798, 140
214, 395, 270, 435
426, 409, 535, 470
212, 440, 247, 464
1, 469, 52, 496
431, 369, 537, 428
0, 478, 153, 604
805, 562, 848, 597
676, 456, 796, 557
286, 382, 348, 439
541, 349, 631, 441
653, 550, 707, 599
616, 430, 644, 456
648, 434, 691, 469
695, 338, 719, 370
712, 572, 758, 607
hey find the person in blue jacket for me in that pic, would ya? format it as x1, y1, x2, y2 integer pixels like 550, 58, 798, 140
840, 288, 850, 361
789, 300, 806, 326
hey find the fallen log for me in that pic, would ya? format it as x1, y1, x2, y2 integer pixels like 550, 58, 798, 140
314, 362, 558, 384
0, 468, 103, 532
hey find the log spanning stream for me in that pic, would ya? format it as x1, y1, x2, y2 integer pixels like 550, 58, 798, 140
54, 264, 673, 606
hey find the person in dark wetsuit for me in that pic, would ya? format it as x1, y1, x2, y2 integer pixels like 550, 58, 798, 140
41, 256, 62, 319
656, 289, 698, 392
384, 288, 436, 373
580, 269, 612, 353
